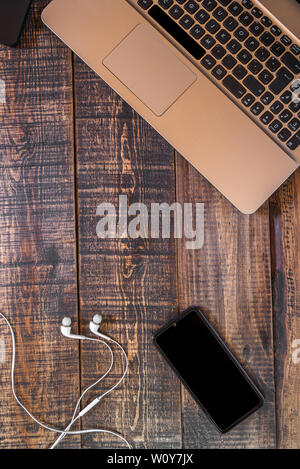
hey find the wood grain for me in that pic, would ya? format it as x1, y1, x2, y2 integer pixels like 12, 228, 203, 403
270, 170, 300, 449
73, 57, 182, 449
0, 0, 80, 448
0, 0, 299, 450
175, 155, 276, 448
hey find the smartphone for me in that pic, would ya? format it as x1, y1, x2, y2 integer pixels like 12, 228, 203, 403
0, 0, 31, 46
154, 307, 264, 433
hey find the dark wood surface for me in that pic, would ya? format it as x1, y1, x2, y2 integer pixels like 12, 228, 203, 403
0, 0, 299, 449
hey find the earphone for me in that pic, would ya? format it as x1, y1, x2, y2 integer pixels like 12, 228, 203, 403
0, 311, 132, 449
89, 314, 112, 341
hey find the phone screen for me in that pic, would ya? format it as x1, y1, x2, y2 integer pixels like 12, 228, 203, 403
154, 309, 263, 432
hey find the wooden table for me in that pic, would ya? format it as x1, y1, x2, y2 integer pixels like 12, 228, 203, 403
0, 1, 299, 449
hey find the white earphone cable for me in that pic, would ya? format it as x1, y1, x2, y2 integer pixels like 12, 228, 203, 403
49, 336, 115, 449
50, 336, 129, 448
0, 312, 131, 449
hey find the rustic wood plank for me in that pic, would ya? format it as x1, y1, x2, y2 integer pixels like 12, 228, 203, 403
175, 155, 276, 448
270, 171, 300, 449
0, 0, 80, 448
72, 56, 182, 449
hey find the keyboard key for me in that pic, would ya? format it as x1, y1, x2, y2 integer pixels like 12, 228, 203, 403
261, 32, 275, 47
223, 75, 246, 98
260, 111, 274, 125
270, 101, 284, 114
287, 131, 300, 150
242, 1, 253, 9
211, 44, 226, 59
252, 7, 263, 18
227, 39, 242, 54
201, 34, 216, 49
258, 69, 273, 85
261, 91, 274, 105
234, 27, 249, 42
212, 65, 227, 80
279, 109, 293, 123
228, 2, 243, 16
280, 90, 292, 104
279, 67, 294, 81
169, 5, 184, 19
138, 0, 153, 9
233, 64, 247, 79
281, 35, 292, 47
195, 9, 210, 24
206, 19, 220, 34
219, 0, 232, 5
255, 46, 270, 62
239, 11, 253, 27
289, 101, 300, 113
184, 0, 199, 14
269, 119, 283, 133
269, 67, 293, 95
158, 0, 173, 9
270, 25, 281, 37
242, 93, 255, 107
250, 102, 264, 115
281, 52, 300, 74
288, 118, 300, 132
148, 5, 206, 60
216, 29, 231, 44
250, 22, 264, 37
245, 37, 259, 52
223, 16, 238, 32
278, 128, 291, 142
266, 56, 280, 72
291, 81, 300, 95
248, 59, 263, 74
213, 6, 228, 21
291, 44, 300, 55
190, 24, 205, 39
179, 14, 194, 29
270, 42, 285, 57
261, 16, 272, 27
201, 54, 216, 69
243, 75, 265, 96
222, 54, 237, 69
237, 49, 252, 64
202, 0, 217, 12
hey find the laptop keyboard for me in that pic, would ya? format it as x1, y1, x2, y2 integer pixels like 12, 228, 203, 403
136, 0, 300, 152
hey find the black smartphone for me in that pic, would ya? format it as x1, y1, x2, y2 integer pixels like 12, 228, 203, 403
154, 307, 264, 433
0, 0, 31, 46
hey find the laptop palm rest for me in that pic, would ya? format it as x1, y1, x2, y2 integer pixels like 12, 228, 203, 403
103, 24, 197, 117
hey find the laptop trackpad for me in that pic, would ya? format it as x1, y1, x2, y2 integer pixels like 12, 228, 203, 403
103, 24, 196, 116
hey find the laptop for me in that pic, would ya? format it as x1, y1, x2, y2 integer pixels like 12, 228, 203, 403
42, 0, 300, 214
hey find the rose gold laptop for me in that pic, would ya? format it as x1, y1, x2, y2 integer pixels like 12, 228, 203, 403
42, 0, 300, 213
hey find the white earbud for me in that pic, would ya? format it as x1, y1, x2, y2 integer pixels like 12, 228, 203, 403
89, 314, 112, 341
61, 317, 87, 340
0, 311, 131, 450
